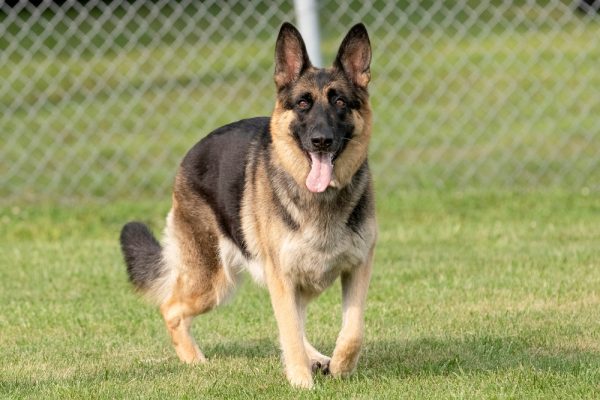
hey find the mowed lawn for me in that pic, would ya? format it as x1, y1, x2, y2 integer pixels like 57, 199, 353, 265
1, 190, 600, 398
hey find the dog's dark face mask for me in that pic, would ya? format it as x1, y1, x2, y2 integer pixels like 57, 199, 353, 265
273, 23, 371, 193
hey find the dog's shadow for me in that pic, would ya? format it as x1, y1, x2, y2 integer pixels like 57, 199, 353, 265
206, 334, 599, 377
205, 338, 279, 360
361, 335, 600, 377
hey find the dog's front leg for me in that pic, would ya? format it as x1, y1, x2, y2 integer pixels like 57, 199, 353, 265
330, 247, 374, 378
265, 260, 313, 389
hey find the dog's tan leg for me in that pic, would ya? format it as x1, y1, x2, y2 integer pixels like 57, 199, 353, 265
159, 275, 220, 364
160, 298, 206, 363
329, 247, 374, 377
265, 263, 313, 389
297, 292, 331, 373
159, 268, 230, 364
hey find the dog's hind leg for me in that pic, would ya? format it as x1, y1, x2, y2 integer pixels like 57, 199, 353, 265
160, 292, 208, 363
159, 203, 235, 364
159, 271, 232, 364
297, 292, 331, 374
304, 338, 331, 374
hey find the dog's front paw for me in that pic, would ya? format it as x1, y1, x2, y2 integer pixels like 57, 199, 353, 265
329, 336, 362, 378
329, 356, 358, 378
287, 366, 314, 389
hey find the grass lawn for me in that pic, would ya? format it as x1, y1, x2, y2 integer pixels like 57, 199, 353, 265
1, 190, 600, 398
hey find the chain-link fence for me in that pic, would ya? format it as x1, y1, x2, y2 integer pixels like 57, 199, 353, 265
1, 1, 599, 203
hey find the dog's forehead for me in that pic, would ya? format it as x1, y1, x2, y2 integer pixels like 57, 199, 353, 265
312, 68, 335, 89
293, 68, 349, 97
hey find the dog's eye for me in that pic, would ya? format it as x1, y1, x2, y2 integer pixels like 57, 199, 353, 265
297, 99, 311, 110
335, 98, 346, 109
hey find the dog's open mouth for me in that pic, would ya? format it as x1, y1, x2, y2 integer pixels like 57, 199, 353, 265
306, 152, 334, 193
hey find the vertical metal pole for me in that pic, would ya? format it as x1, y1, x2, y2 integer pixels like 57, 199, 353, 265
293, 0, 323, 67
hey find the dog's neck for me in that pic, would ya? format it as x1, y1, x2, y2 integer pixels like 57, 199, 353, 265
266, 154, 370, 226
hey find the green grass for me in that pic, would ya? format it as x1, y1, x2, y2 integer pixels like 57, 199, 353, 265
2, 190, 600, 398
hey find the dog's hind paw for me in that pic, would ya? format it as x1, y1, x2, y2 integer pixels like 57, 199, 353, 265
310, 358, 331, 375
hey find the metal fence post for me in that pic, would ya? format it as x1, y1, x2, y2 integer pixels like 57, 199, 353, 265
293, 0, 322, 67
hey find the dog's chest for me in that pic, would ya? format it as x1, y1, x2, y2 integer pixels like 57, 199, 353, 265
221, 220, 369, 293
277, 221, 368, 292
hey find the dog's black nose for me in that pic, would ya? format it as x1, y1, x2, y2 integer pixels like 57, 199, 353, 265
311, 136, 333, 150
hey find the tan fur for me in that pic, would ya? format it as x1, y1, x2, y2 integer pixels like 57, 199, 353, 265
329, 245, 375, 377
333, 107, 371, 187
269, 106, 310, 189
239, 170, 317, 389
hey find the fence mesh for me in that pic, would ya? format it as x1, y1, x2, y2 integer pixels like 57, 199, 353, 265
1, 1, 599, 202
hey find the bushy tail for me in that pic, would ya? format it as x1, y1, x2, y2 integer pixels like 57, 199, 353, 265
120, 221, 163, 291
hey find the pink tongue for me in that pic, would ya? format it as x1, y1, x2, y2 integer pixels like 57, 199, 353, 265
306, 152, 333, 193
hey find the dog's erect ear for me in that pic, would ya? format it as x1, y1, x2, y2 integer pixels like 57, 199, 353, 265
334, 23, 371, 88
274, 22, 312, 89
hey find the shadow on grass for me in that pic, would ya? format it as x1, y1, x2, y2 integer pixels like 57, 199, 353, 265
204, 338, 278, 360
177, 333, 600, 377
174, 332, 600, 379
362, 335, 600, 377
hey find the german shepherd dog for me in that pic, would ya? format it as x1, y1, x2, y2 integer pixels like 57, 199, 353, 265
120, 22, 376, 389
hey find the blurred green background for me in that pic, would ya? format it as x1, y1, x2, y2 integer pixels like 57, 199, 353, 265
1, 1, 599, 202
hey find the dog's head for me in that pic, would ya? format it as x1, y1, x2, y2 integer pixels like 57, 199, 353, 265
270, 23, 372, 193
